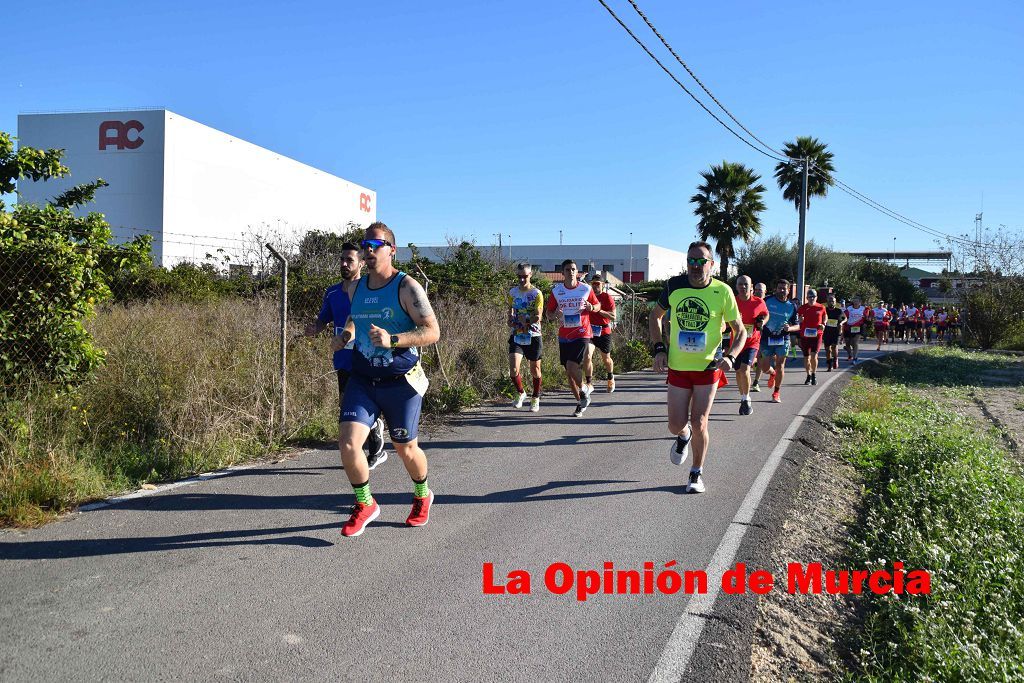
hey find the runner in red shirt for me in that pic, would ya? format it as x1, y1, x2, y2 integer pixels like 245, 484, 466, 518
733, 275, 769, 415
588, 276, 618, 393
797, 289, 827, 385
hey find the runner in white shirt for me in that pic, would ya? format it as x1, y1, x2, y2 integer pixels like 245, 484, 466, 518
844, 296, 867, 364
922, 305, 937, 344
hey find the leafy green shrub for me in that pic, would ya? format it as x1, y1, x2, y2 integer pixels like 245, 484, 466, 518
616, 339, 652, 372
1, 132, 151, 389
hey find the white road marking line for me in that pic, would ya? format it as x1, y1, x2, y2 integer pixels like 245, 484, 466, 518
647, 353, 877, 682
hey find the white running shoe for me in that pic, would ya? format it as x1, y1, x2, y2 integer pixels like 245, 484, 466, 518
513, 391, 528, 409
669, 431, 691, 466
580, 391, 592, 410
685, 471, 706, 494
530, 397, 540, 412
582, 383, 593, 397
607, 377, 615, 393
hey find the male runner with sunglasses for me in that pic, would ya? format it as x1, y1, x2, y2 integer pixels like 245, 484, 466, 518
332, 222, 440, 537
750, 281, 772, 391
589, 276, 618, 393
650, 242, 745, 494
507, 263, 544, 412
303, 243, 387, 471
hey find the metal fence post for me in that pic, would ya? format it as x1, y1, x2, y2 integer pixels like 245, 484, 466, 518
266, 244, 287, 433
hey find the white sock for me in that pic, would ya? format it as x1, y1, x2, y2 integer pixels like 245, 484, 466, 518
740, 394, 749, 402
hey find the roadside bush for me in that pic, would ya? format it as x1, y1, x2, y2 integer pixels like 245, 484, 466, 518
424, 384, 479, 414
616, 339, 652, 372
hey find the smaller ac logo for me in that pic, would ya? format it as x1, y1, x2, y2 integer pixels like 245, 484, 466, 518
359, 193, 373, 213
99, 120, 145, 150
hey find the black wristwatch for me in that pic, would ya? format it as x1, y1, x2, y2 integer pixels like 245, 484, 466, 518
390, 334, 400, 348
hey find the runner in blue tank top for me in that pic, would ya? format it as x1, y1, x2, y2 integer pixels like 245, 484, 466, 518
331, 222, 441, 538
302, 242, 387, 471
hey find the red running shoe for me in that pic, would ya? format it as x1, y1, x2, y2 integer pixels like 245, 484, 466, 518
771, 391, 782, 404
767, 368, 777, 389
341, 500, 380, 537
406, 490, 434, 527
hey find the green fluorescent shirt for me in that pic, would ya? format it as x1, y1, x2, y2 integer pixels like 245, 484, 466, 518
657, 276, 741, 371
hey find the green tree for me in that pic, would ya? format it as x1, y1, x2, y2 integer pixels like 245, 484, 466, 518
0, 132, 151, 389
773, 136, 836, 211
690, 161, 766, 280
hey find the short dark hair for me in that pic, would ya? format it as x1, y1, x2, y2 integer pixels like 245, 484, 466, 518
365, 221, 395, 246
687, 241, 713, 257
561, 259, 577, 270
341, 242, 360, 253
516, 262, 532, 272
775, 278, 790, 288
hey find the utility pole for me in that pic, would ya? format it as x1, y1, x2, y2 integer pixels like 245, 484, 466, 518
494, 233, 502, 267
893, 236, 896, 262
796, 158, 809, 304
559, 230, 563, 246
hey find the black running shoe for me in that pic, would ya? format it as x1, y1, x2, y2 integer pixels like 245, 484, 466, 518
739, 399, 752, 416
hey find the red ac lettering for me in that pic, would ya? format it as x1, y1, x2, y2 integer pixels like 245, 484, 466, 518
359, 193, 372, 213
98, 120, 145, 151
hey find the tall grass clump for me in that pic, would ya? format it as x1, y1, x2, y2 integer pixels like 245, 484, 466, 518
835, 369, 1024, 681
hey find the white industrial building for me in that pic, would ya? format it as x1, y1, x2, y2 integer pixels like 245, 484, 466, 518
16, 109, 376, 267
396, 243, 702, 282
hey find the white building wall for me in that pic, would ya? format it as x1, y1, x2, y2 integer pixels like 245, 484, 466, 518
17, 110, 375, 268
162, 112, 376, 266
17, 110, 167, 258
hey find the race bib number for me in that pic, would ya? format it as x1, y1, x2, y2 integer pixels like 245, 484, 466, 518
514, 332, 533, 346
563, 312, 581, 327
826, 319, 838, 328
850, 326, 861, 334
590, 325, 603, 337
677, 331, 707, 354
767, 333, 787, 346
744, 324, 754, 335
334, 326, 355, 349
803, 327, 818, 338
405, 363, 429, 397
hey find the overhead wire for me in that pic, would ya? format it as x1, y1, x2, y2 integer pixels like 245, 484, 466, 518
599, 0, 996, 250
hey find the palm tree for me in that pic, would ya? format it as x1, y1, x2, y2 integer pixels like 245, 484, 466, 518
773, 136, 836, 211
690, 161, 767, 280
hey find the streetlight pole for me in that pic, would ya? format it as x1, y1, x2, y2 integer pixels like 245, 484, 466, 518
893, 236, 896, 262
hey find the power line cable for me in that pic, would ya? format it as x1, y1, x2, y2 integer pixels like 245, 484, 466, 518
624, 0, 791, 161
594, 0, 789, 163
601, 0, 996, 250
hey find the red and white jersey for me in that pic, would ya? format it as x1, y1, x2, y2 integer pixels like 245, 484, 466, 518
871, 307, 891, 323
906, 306, 919, 320
938, 312, 948, 324
923, 308, 936, 321
845, 305, 867, 326
545, 282, 600, 342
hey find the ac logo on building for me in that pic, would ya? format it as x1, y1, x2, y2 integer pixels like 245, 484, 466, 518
359, 193, 372, 213
98, 120, 145, 150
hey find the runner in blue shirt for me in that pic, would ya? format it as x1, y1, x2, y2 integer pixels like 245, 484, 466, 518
758, 279, 799, 404
303, 242, 387, 470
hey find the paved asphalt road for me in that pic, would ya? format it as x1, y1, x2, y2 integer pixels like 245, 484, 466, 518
0, 348, 893, 682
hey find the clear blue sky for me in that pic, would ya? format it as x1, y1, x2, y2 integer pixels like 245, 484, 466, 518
6, 0, 1022, 256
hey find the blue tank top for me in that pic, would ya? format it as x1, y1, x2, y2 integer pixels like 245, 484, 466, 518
349, 271, 421, 378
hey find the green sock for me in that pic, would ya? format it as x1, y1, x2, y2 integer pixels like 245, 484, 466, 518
353, 481, 372, 505
413, 477, 429, 498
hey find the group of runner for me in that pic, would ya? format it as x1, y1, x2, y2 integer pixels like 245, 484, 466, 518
307, 229, 951, 535
507, 260, 619, 418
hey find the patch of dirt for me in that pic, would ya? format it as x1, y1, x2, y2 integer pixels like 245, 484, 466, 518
749, 432, 863, 682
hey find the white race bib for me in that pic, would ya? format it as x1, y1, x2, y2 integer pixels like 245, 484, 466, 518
767, 333, 787, 346
826, 319, 838, 328
677, 331, 707, 353
563, 312, 581, 327
590, 325, 603, 336
850, 326, 861, 334
514, 332, 532, 346
803, 327, 818, 338
335, 326, 355, 349
404, 363, 429, 397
